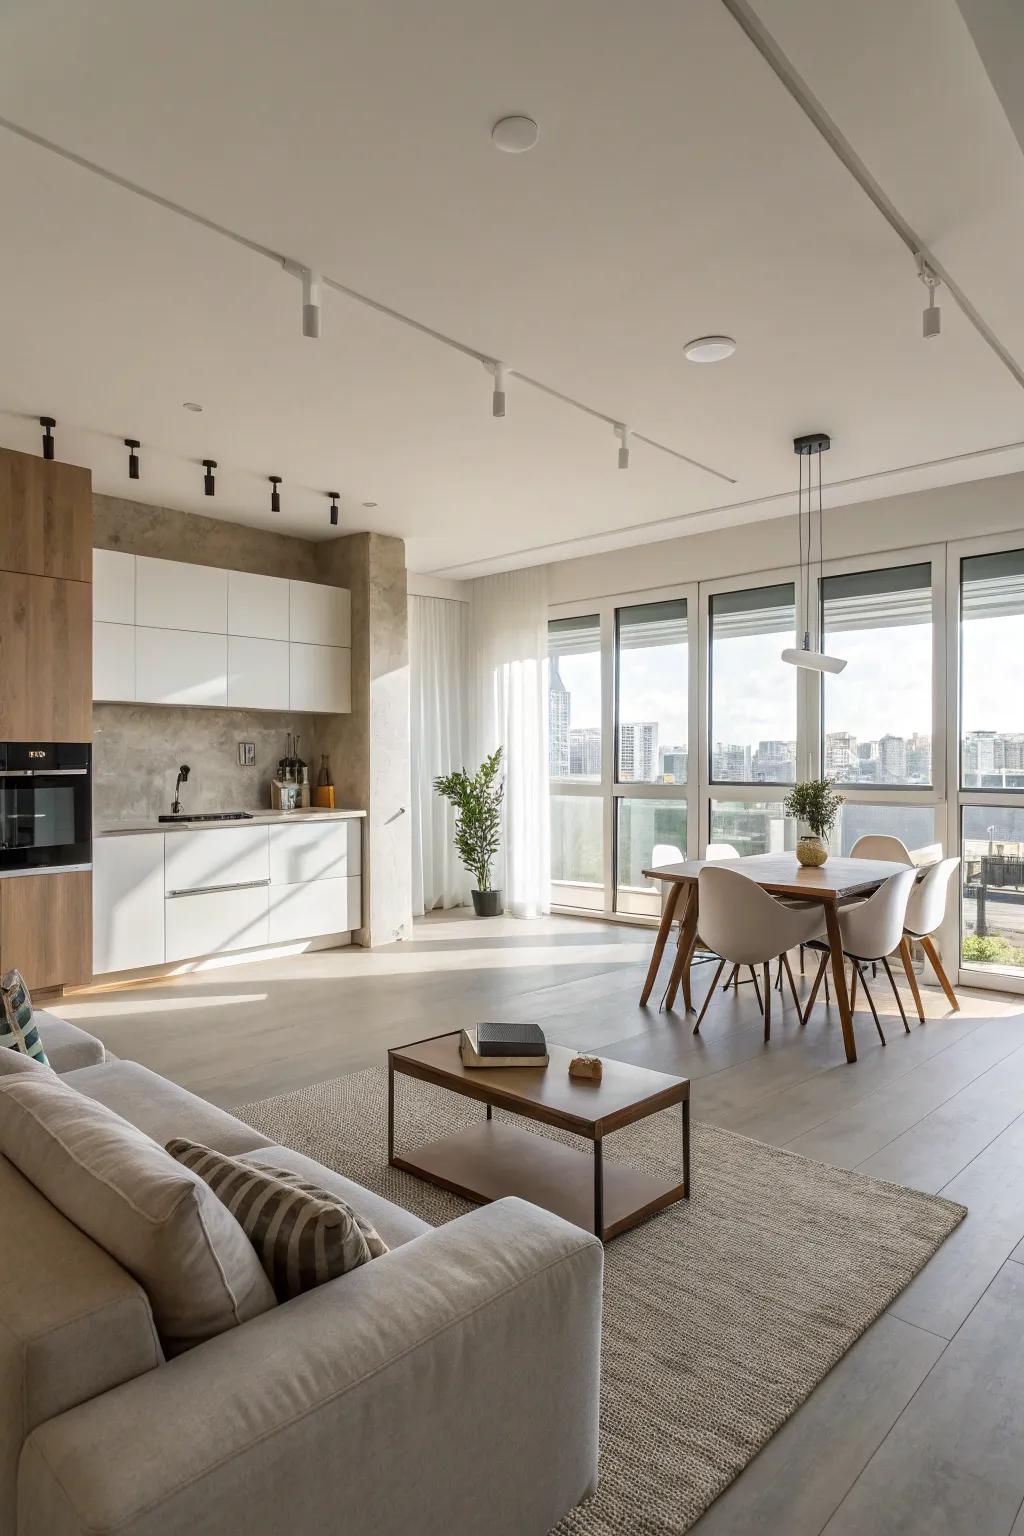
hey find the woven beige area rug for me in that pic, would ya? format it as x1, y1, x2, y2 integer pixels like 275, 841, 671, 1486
237, 1068, 965, 1535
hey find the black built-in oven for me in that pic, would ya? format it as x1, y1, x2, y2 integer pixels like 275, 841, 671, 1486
0, 743, 91, 873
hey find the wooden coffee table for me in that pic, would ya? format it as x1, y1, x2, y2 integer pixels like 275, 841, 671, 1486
387, 1031, 690, 1243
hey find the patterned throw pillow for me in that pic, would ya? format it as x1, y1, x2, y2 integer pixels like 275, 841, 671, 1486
0, 970, 49, 1065
166, 1139, 388, 1302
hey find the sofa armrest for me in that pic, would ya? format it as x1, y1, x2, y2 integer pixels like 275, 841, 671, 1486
19, 1198, 603, 1536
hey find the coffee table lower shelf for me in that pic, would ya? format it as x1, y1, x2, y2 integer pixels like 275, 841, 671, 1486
391, 1119, 685, 1242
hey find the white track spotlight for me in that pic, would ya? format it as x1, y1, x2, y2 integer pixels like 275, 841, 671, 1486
283, 261, 322, 339
916, 254, 941, 340
615, 424, 631, 470
484, 361, 508, 418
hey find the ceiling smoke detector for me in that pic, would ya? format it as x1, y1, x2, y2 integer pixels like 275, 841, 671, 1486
491, 115, 540, 153
684, 336, 736, 364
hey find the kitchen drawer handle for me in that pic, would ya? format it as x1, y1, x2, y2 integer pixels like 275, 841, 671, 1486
167, 879, 271, 898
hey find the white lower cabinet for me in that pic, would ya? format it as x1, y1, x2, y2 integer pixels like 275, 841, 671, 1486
93, 622, 135, 702
269, 819, 360, 884
165, 884, 270, 963
268, 876, 361, 942
92, 834, 165, 975
164, 826, 269, 894
136, 627, 228, 707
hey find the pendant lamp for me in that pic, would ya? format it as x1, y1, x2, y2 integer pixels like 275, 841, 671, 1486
781, 432, 847, 674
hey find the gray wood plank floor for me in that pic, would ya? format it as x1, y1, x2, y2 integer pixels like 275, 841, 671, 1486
63, 910, 1024, 1536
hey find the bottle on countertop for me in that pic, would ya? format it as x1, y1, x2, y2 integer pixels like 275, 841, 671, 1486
314, 753, 335, 809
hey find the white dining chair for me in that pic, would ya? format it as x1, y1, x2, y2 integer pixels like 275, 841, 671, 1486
901, 857, 962, 1018
801, 868, 918, 1044
694, 866, 827, 1041
849, 834, 914, 864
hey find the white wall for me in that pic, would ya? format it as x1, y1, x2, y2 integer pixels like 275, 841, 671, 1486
545, 470, 1024, 604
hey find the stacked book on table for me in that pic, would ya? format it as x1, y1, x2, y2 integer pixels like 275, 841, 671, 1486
460, 1022, 549, 1068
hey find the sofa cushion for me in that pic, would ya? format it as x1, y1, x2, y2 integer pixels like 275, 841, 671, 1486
62, 1060, 274, 1156
0, 1044, 50, 1079
32, 1011, 106, 1073
0, 969, 48, 1065
167, 1139, 388, 1301
243, 1145, 432, 1251
0, 1071, 276, 1357
0, 1154, 162, 1535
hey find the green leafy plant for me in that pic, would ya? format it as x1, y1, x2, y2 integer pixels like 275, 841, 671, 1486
963, 933, 1024, 967
434, 748, 505, 892
784, 777, 845, 842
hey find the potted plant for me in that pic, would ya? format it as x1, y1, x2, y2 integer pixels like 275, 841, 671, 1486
434, 748, 505, 916
784, 777, 845, 867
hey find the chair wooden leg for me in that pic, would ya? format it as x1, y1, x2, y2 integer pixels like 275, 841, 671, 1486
920, 934, 960, 1012
800, 943, 805, 975
762, 962, 771, 1042
856, 962, 886, 1046
749, 966, 763, 1014
800, 953, 828, 1026
849, 962, 858, 1014
882, 955, 911, 1033
899, 935, 926, 1022
722, 964, 740, 992
693, 959, 726, 1034
782, 952, 801, 1014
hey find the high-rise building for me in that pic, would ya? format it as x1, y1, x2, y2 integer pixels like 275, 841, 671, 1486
906, 732, 932, 783
825, 732, 858, 778
548, 660, 570, 777
659, 748, 688, 783
964, 730, 997, 777
569, 727, 601, 777
878, 734, 907, 781
619, 722, 657, 782
712, 743, 751, 780
858, 741, 880, 762
752, 740, 796, 782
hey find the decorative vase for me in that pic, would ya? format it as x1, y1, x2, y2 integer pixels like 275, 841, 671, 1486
796, 835, 828, 868
471, 888, 503, 917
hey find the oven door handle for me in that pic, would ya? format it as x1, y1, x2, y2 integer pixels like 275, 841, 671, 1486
0, 768, 89, 777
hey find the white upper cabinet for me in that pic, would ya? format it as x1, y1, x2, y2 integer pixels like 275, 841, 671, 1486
289, 643, 351, 714
94, 621, 135, 701
228, 571, 290, 640
227, 636, 290, 710
289, 580, 350, 648
136, 627, 228, 707
136, 556, 228, 634
93, 549, 136, 624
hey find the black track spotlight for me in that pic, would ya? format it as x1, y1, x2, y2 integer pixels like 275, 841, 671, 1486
202, 459, 217, 496
40, 417, 56, 460
124, 438, 140, 480
269, 475, 282, 514
328, 491, 340, 527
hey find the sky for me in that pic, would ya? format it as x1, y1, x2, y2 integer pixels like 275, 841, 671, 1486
555, 610, 1023, 755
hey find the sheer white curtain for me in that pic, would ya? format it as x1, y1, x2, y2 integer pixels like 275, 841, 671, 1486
409, 595, 472, 916
469, 567, 551, 919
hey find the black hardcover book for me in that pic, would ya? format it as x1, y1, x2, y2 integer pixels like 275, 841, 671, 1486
476, 1022, 548, 1057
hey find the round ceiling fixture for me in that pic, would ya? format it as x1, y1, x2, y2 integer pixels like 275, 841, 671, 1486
491, 115, 539, 154
182, 401, 203, 412
683, 335, 736, 364
361, 501, 378, 509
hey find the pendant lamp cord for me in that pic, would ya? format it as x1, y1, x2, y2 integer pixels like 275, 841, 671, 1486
798, 449, 807, 646
817, 445, 824, 644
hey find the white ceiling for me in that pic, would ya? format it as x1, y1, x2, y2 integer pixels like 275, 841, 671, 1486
1, 0, 1023, 575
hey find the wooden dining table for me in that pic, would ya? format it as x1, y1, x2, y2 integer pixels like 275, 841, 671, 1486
640, 852, 921, 1064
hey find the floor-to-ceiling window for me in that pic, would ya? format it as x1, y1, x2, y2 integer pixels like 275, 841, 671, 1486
957, 545, 1024, 979
548, 613, 604, 910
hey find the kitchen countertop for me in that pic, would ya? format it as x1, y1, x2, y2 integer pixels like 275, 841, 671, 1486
97, 809, 367, 836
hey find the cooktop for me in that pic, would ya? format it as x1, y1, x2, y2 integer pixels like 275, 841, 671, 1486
157, 812, 255, 823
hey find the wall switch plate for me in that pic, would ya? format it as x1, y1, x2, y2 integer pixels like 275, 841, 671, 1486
238, 741, 256, 767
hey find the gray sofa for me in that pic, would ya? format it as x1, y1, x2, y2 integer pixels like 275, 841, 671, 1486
1, 1015, 603, 1536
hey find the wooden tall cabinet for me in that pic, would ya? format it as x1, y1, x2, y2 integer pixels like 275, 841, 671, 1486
0, 446, 93, 990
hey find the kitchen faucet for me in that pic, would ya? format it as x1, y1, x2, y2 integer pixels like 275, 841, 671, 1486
171, 764, 190, 816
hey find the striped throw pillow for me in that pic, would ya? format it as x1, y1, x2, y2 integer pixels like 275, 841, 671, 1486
0, 970, 49, 1066
165, 1140, 388, 1301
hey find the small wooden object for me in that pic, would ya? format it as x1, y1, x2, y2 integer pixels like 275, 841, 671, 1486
569, 1054, 603, 1081
312, 785, 335, 809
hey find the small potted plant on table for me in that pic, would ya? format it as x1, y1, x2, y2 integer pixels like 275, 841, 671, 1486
784, 777, 845, 867
434, 748, 505, 916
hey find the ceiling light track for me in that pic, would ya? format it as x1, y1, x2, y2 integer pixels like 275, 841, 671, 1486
0, 113, 735, 485
718, 0, 1024, 391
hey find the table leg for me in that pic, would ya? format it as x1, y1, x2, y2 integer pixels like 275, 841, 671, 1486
594, 1136, 604, 1240
665, 885, 699, 1012
640, 881, 683, 1005
824, 900, 857, 1064
486, 1103, 492, 1121
387, 1057, 395, 1162
682, 1097, 690, 1198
